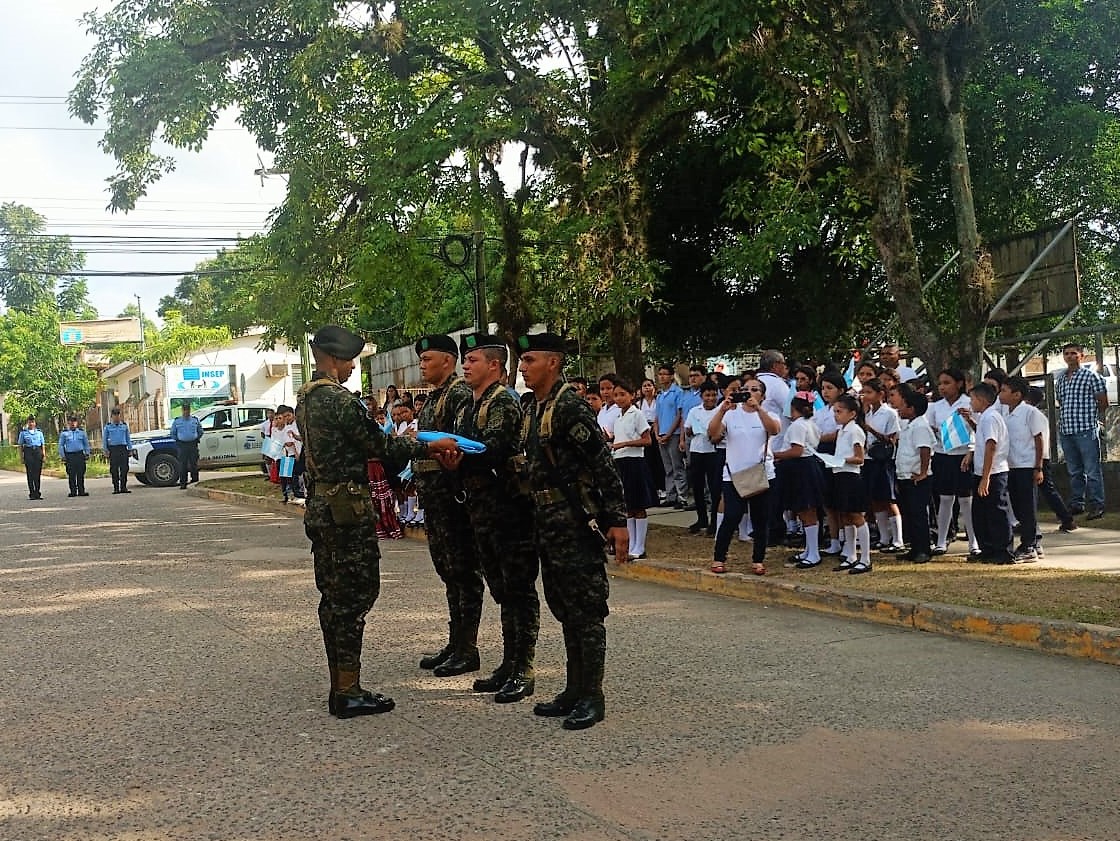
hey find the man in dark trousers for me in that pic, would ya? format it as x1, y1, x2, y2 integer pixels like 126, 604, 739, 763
516, 332, 628, 731
170, 403, 202, 489
104, 407, 133, 493
17, 416, 46, 500
58, 415, 91, 498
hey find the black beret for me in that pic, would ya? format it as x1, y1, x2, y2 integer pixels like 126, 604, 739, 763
515, 332, 568, 357
309, 325, 366, 360
459, 332, 507, 359
414, 334, 458, 357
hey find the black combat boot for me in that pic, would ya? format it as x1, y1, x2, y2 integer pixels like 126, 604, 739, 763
419, 621, 456, 670
474, 606, 516, 692
331, 669, 395, 718
434, 590, 482, 677
533, 626, 581, 717
496, 598, 538, 703
563, 625, 606, 730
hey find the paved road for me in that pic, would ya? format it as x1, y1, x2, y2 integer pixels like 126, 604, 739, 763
2, 470, 1120, 840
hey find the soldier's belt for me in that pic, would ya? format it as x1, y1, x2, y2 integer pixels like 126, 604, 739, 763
413, 459, 441, 473
531, 488, 567, 506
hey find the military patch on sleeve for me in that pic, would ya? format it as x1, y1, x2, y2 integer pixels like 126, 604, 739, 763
570, 422, 592, 444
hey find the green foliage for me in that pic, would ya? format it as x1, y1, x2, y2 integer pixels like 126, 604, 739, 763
0, 308, 99, 421
0, 204, 89, 314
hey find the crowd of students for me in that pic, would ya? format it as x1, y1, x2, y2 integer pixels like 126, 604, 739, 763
572, 345, 1084, 575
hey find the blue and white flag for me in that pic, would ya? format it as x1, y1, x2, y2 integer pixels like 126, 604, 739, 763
842, 357, 856, 387
940, 413, 972, 451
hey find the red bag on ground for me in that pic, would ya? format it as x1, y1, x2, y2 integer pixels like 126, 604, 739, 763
268, 459, 280, 484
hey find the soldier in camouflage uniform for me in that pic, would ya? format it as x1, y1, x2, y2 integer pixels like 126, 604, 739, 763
439, 333, 540, 703
410, 335, 486, 678
296, 325, 456, 718
515, 332, 629, 730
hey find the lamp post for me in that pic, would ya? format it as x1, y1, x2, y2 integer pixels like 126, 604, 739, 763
135, 295, 149, 428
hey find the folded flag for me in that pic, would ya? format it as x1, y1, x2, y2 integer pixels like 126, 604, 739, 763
416, 430, 487, 453
843, 357, 856, 387
940, 413, 972, 451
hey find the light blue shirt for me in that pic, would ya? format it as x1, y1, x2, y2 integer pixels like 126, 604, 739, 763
679, 387, 703, 425
104, 420, 132, 448
655, 382, 683, 434
58, 428, 91, 457
170, 415, 203, 443
18, 428, 45, 449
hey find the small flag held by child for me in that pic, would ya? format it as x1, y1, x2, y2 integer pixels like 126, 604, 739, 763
940, 412, 972, 451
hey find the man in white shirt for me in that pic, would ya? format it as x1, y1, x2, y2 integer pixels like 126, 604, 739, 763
966, 382, 1012, 564
879, 343, 919, 383
1000, 376, 1047, 562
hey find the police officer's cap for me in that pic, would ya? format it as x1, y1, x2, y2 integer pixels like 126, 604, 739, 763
310, 325, 366, 360
459, 332, 506, 360
515, 332, 569, 357
414, 334, 458, 357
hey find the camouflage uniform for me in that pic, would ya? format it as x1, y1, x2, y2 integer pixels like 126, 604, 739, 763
412, 374, 485, 670
455, 380, 540, 693
521, 379, 626, 720
297, 371, 413, 707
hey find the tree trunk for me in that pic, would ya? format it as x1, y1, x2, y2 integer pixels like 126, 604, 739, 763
609, 312, 645, 385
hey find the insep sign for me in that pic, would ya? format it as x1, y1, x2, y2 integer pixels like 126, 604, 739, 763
167, 365, 231, 398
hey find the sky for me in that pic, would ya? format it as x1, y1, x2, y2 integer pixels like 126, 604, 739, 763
0, 0, 288, 323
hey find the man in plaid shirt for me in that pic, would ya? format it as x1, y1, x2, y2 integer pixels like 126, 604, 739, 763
1054, 343, 1108, 520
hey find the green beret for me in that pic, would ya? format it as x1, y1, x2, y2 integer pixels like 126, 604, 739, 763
459, 332, 507, 360
414, 334, 458, 357
515, 332, 568, 357
309, 325, 366, 360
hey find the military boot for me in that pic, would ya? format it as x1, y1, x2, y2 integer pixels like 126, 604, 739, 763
533, 625, 581, 717
562, 625, 606, 730
434, 590, 482, 677
419, 621, 456, 670
332, 669, 395, 718
495, 600, 538, 703
474, 605, 515, 692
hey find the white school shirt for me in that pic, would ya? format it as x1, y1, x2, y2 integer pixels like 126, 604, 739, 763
597, 403, 621, 438
611, 405, 650, 459
720, 408, 769, 478
927, 394, 972, 455
973, 405, 1009, 476
812, 404, 839, 441
684, 404, 719, 454
639, 397, 658, 425
864, 403, 900, 443
1004, 402, 1047, 470
896, 414, 936, 478
833, 421, 866, 475
396, 419, 418, 437
783, 416, 820, 458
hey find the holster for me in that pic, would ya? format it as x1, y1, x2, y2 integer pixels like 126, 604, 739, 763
322, 481, 370, 525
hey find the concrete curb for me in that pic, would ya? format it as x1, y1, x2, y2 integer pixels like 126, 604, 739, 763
191, 485, 1120, 666
608, 559, 1120, 667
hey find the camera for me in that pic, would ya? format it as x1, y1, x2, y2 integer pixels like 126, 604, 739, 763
729, 389, 752, 403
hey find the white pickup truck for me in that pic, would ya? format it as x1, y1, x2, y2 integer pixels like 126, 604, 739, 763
128, 402, 274, 487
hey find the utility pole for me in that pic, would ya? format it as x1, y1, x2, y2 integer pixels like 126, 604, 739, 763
136, 295, 149, 428
470, 151, 487, 331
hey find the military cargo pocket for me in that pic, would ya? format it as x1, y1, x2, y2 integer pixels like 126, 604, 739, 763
324, 482, 371, 526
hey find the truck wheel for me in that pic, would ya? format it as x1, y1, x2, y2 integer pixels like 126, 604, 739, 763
135, 474, 150, 486
146, 453, 181, 487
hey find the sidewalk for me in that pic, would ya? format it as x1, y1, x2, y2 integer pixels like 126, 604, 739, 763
646, 504, 1120, 574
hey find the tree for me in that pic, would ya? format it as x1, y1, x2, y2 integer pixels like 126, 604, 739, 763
0, 203, 88, 315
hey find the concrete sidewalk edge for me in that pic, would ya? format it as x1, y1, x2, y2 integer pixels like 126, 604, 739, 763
192, 484, 1120, 667
608, 559, 1120, 667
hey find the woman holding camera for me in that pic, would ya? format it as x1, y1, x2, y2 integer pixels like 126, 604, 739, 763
707, 378, 780, 576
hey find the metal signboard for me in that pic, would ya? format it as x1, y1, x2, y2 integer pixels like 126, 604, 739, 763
166, 365, 231, 399
989, 225, 1080, 324
59, 318, 144, 345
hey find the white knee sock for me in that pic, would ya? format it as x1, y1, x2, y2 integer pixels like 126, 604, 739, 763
804, 524, 820, 561
626, 517, 636, 556
827, 519, 842, 554
959, 496, 979, 551
740, 513, 753, 541
633, 518, 648, 556
936, 496, 955, 548
856, 523, 872, 564
891, 513, 904, 546
843, 525, 856, 560
874, 511, 890, 545
716, 512, 724, 533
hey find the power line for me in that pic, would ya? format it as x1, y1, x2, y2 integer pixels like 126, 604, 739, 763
0, 267, 274, 277
0, 125, 249, 132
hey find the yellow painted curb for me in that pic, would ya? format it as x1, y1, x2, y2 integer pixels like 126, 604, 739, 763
609, 560, 1120, 666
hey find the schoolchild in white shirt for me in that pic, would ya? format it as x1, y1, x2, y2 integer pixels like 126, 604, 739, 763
814, 372, 847, 556
859, 378, 903, 551
892, 387, 936, 562
1000, 376, 1047, 562
773, 393, 825, 568
611, 379, 657, 560
830, 395, 872, 574
963, 383, 1012, 563
926, 368, 979, 554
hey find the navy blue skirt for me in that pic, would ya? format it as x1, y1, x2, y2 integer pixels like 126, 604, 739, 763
831, 471, 868, 513
862, 458, 897, 503
781, 457, 826, 513
615, 456, 656, 511
931, 452, 974, 497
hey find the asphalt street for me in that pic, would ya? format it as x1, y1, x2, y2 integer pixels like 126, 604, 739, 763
2, 469, 1120, 841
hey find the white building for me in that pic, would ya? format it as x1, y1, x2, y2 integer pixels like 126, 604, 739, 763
100, 328, 369, 435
